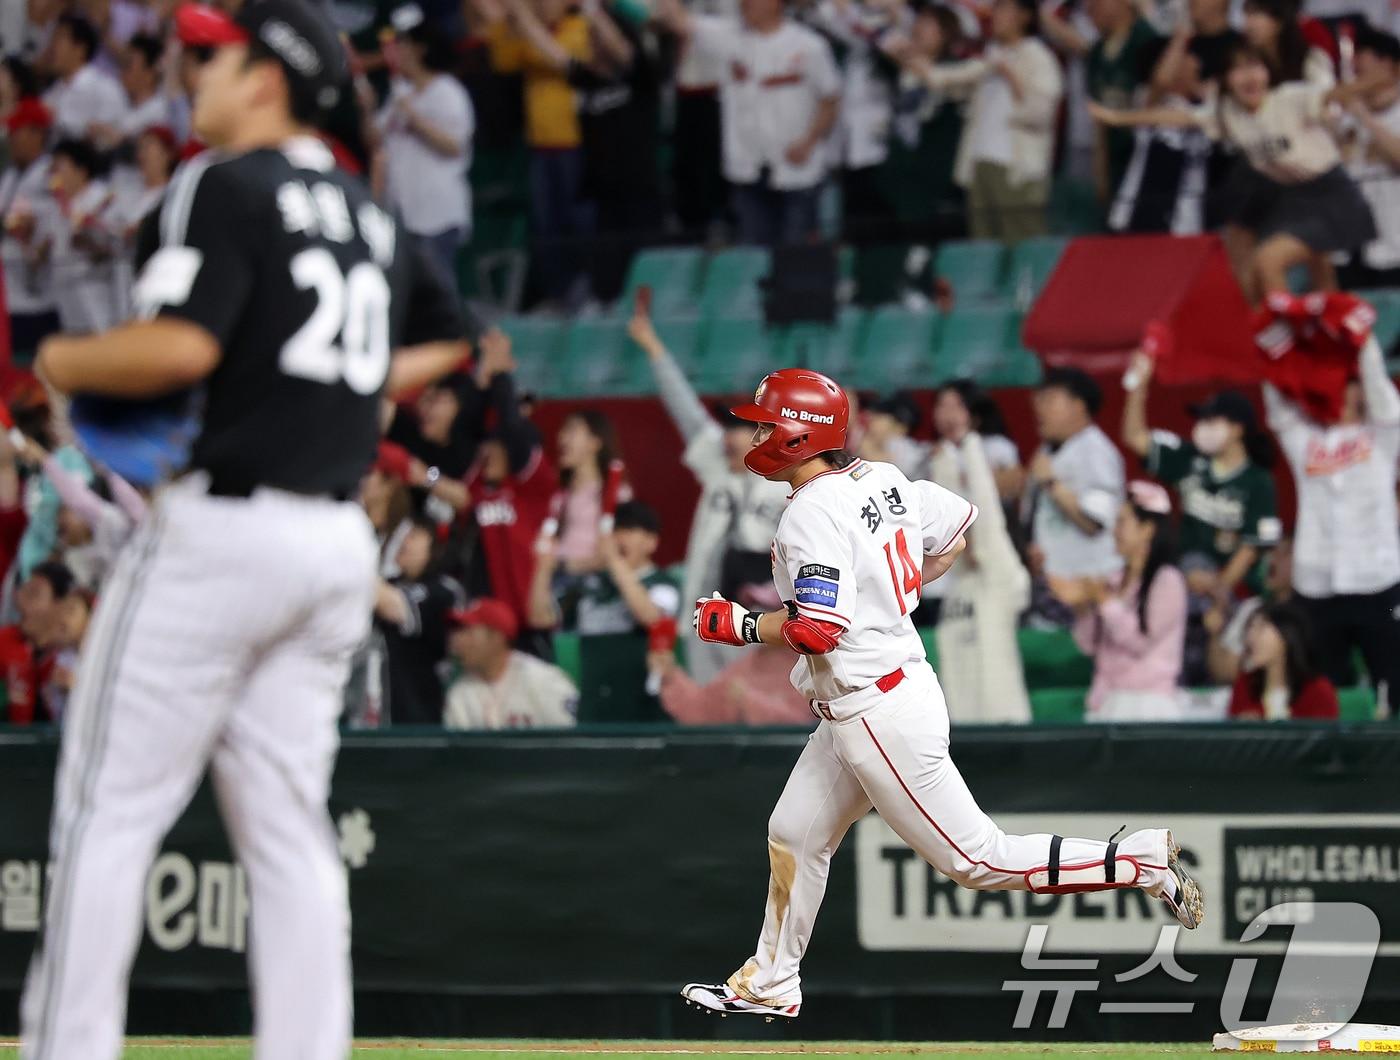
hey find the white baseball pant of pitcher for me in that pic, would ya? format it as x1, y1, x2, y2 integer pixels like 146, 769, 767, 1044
21, 473, 378, 1060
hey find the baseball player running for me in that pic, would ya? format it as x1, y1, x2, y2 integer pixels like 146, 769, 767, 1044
20, 3, 470, 1057
682, 370, 1204, 1020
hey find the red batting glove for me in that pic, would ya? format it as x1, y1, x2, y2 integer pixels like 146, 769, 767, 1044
693, 592, 759, 646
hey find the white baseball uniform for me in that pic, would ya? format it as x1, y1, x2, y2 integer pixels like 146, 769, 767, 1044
21, 138, 467, 1060
725, 459, 1178, 1007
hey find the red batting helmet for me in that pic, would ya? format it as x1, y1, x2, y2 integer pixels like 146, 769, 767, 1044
730, 369, 849, 478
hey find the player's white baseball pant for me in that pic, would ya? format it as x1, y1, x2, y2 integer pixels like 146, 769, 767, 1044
21, 474, 378, 1060
728, 663, 1175, 1007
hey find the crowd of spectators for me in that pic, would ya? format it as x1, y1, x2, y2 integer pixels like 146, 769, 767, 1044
0, 0, 1396, 731
338, 293, 1400, 728
452, 0, 1400, 309
6, 285, 1392, 732
0, 0, 1399, 313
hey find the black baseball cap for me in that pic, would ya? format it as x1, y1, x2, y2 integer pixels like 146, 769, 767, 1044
176, 0, 346, 115
1189, 390, 1257, 430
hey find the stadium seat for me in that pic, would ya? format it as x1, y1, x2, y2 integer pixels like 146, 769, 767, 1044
553, 632, 581, 684
777, 308, 867, 377
1029, 688, 1087, 723
498, 316, 569, 396
1338, 686, 1376, 722
565, 317, 643, 395
928, 629, 1090, 704
1004, 236, 1069, 307
1357, 288, 1400, 353
700, 247, 771, 317
933, 240, 1006, 306
854, 305, 938, 389
699, 316, 777, 394
933, 306, 1024, 383
649, 314, 705, 384
1018, 628, 1093, 690
621, 247, 706, 316
984, 348, 1044, 387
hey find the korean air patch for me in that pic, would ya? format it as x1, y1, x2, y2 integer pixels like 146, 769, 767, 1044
794, 563, 840, 606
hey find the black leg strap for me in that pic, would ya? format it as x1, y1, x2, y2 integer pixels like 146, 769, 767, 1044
1048, 835, 1063, 887
1105, 825, 1125, 885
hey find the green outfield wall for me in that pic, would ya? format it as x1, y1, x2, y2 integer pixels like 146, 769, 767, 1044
0, 723, 1396, 1042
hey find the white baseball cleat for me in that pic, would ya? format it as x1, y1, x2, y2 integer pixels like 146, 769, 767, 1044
1161, 830, 1205, 930
680, 982, 801, 1022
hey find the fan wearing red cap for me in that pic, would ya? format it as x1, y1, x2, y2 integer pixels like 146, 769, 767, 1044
680, 368, 1204, 1022
442, 599, 578, 729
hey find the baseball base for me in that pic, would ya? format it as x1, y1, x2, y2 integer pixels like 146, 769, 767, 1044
1212, 1022, 1400, 1052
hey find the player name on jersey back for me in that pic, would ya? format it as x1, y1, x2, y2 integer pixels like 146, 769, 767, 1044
131, 138, 464, 498
772, 460, 977, 706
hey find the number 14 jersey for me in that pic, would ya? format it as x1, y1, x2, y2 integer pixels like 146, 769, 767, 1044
771, 459, 977, 703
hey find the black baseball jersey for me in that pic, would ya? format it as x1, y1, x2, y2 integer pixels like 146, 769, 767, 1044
132, 136, 464, 497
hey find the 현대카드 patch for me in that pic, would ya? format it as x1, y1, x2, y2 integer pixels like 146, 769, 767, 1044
794, 564, 840, 606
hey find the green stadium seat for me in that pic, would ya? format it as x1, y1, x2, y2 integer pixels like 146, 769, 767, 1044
777, 308, 867, 376
926, 628, 1088, 700
553, 632, 581, 684
621, 247, 706, 316
700, 247, 771, 317
565, 317, 645, 395
983, 348, 1044, 387
699, 315, 777, 394
1004, 236, 1069, 306
1357, 289, 1400, 352
1017, 628, 1093, 690
649, 313, 705, 380
498, 316, 568, 396
933, 306, 1024, 383
1029, 688, 1087, 723
1338, 686, 1376, 722
934, 240, 1006, 305
855, 305, 938, 389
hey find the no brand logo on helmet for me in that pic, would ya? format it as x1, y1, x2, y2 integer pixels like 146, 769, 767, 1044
781, 406, 836, 425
